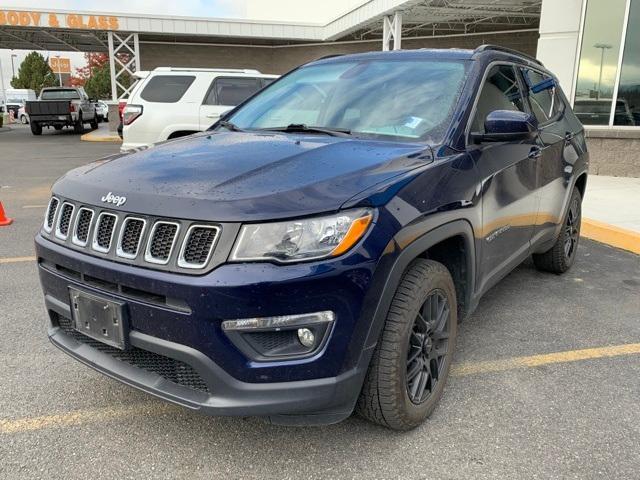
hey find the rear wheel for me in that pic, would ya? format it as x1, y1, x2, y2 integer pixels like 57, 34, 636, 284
533, 188, 582, 274
74, 113, 84, 134
30, 121, 42, 135
356, 259, 457, 430
89, 114, 99, 130
54, 125, 63, 131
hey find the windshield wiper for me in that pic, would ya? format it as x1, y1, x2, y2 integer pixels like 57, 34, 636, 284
259, 124, 352, 137
216, 120, 244, 132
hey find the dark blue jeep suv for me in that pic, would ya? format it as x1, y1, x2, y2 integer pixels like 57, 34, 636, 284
36, 46, 588, 430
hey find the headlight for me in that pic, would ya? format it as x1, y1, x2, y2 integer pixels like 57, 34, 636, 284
230, 209, 373, 263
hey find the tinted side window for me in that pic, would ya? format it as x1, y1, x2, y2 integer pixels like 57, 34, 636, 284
471, 65, 525, 133
205, 77, 263, 106
140, 75, 195, 103
522, 69, 562, 123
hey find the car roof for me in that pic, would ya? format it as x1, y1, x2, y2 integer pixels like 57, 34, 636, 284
308, 46, 547, 72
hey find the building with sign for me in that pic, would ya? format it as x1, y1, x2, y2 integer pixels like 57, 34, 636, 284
0, 1, 638, 176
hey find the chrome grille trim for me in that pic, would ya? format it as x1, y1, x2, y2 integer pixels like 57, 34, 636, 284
44, 197, 59, 233
91, 212, 118, 253
177, 225, 220, 269
116, 217, 147, 260
144, 221, 180, 265
71, 207, 94, 247
54, 202, 75, 240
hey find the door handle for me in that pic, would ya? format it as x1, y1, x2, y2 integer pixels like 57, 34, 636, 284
206, 114, 219, 119
528, 146, 542, 159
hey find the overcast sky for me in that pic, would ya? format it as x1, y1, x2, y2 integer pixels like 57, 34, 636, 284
0, 0, 365, 93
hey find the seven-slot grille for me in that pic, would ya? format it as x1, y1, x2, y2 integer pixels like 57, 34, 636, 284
55, 203, 74, 239
93, 213, 117, 252
117, 218, 146, 259
179, 226, 220, 268
44, 197, 59, 232
145, 222, 179, 264
72, 208, 94, 246
43, 199, 219, 271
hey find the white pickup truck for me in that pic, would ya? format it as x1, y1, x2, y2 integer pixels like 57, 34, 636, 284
25, 87, 98, 135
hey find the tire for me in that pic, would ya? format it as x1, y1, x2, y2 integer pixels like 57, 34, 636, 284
356, 259, 458, 430
20, 115, 28, 124
74, 113, 84, 134
533, 188, 582, 274
89, 114, 99, 130
54, 125, 63, 131
30, 121, 42, 135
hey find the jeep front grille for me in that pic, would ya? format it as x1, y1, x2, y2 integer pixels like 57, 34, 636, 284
44, 197, 59, 232
72, 208, 94, 246
178, 225, 220, 268
117, 218, 146, 259
55, 203, 74, 239
145, 222, 179, 264
41, 197, 223, 273
93, 213, 117, 252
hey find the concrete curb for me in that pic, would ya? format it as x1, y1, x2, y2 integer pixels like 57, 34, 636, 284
80, 130, 122, 143
582, 218, 640, 255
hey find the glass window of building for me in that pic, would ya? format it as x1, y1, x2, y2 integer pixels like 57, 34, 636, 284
614, 0, 640, 126
574, 0, 626, 125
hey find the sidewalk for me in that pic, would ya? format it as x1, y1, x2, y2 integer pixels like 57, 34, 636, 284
81, 123, 121, 143
582, 175, 640, 254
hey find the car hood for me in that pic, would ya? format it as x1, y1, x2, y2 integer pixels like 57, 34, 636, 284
53, 131, 433, 222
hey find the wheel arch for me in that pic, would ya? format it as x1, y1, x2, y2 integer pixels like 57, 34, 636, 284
362, 219, 476, 355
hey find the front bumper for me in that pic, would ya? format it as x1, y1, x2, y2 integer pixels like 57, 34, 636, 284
36, 231, 389, 423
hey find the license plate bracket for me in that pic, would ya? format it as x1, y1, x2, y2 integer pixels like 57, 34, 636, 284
69, 287, 128, 350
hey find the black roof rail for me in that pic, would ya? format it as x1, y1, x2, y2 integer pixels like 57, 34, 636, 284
473, 44, 544, 67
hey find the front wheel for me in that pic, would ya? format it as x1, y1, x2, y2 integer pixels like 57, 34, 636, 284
356, 259, 457, 430
533, 188, 582, 274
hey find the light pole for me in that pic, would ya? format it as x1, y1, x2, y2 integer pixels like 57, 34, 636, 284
54, 55, 63, 87
0, 57, 7, 114
594, 43, 612, 100
10, 54, 17, 79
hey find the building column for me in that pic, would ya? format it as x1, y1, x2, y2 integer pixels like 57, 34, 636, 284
382, 12, 402, 51
107, 32, 141, 101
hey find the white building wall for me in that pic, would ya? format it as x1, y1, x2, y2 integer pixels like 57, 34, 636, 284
536, 0, 584, 100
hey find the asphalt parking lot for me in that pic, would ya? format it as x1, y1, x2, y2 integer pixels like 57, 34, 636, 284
1, 124, 639, 479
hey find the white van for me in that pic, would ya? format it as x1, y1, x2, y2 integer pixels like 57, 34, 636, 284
121, 67, 278, 150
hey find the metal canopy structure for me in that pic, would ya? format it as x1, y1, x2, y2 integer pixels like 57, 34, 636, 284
0, 1, 541, 98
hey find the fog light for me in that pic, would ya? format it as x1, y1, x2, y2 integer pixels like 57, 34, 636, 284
297, 328, 315, 348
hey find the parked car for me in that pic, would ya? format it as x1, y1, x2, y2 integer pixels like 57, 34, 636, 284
95, 101, 109, 123
25, 87, 98, 135
121, 67, 277, 150
18, 105, 29, 124
36, 46, 588, 430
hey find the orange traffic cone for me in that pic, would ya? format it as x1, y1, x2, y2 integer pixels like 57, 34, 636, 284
0, 201, 13, 226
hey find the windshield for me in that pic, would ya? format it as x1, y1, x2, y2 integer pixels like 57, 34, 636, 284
227, 58, 468, 143
41, 90, 80, 100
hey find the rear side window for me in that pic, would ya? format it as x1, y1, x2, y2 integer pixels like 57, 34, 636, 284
471, 65, 526, 133
204, 77, 263, 106
140, 75, 195, 103
522, 69, 563, 123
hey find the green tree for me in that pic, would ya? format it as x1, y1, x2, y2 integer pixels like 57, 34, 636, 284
84, 63, 112, 99
10, 52, 57, 92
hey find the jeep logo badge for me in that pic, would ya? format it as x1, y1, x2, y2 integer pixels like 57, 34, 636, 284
101, 192, 127, 207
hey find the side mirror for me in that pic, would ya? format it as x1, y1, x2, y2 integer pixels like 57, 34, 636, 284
471, 110, 538, 144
